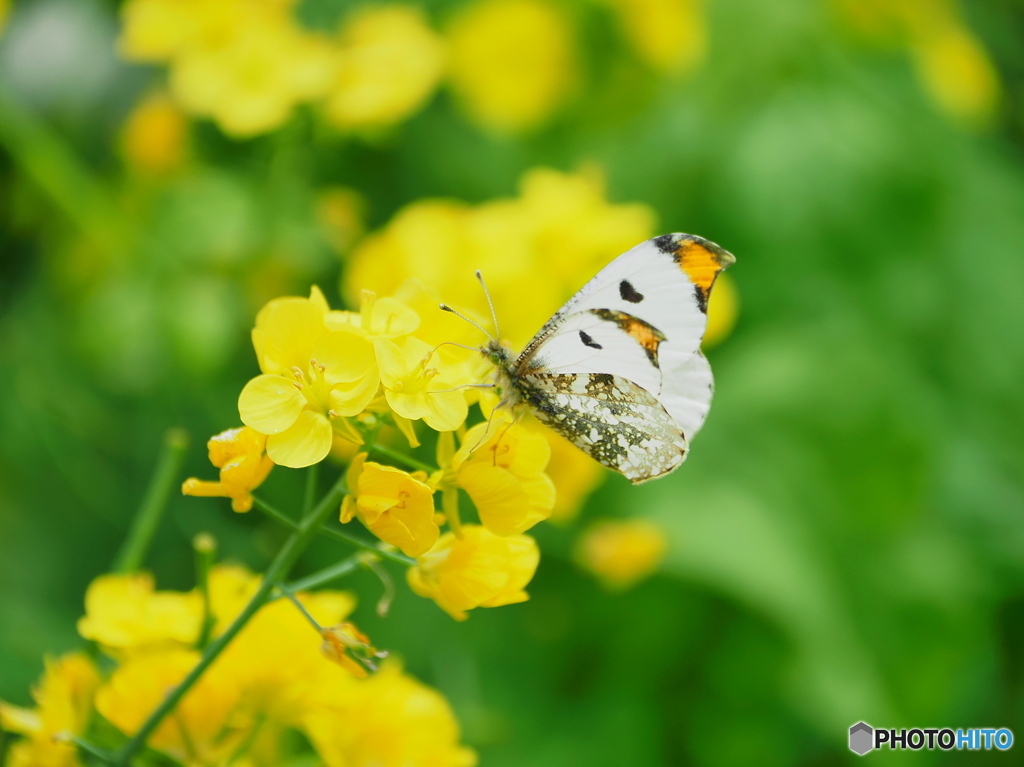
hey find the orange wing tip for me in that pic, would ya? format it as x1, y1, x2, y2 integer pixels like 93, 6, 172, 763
654, 233, 735, 312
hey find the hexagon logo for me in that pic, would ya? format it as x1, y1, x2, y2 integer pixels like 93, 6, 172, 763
849, 722, 874, 756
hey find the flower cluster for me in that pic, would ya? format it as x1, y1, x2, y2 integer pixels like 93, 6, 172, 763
1, 567, 474, 767
116, 0, 710, 138
836, 0, 1001, 126
118, 0, 444, 137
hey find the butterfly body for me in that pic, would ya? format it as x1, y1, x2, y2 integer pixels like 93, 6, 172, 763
482, 233, 734, 484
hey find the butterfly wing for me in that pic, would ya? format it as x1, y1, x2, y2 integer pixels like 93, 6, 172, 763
517, 372, 687, 484
515, 233, 732, 443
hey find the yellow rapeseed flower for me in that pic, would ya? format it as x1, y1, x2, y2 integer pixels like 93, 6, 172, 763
304, 661, 477, 767
171, 14, 334, 137
239, 288, 379, 467
0, 654, 100, 767
96, 647, 244, 765
323, 5, 446, 131
182, 426, 274, 512
0, 0, 9, 37
447, 0, 574, 133
347, 166, 655, 349
575, 518, 667, 591
605, 0, 706, 75
76, 572, 202, 650
119, 90, 188, 174
452, 420, 555, 536
408, 525, 540, 620
375, 336, 470, 432
341, 453, 440, 557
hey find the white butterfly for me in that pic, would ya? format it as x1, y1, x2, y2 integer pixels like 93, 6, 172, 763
446, 233, 735, 484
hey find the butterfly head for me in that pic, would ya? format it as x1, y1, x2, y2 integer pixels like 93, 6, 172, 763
483, 338, 514, 369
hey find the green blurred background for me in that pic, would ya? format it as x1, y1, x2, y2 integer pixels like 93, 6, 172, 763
2, 0, 1024, 764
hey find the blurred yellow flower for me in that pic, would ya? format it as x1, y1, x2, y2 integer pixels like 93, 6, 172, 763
452, 420, 555, 536
0, 0, 9, 36
171, 15, 334, 137
304, 661, 477, 767
703, 271, 739, 348
320, 621, 385, 678
447, 0, 574, 133
376, 336, 470, 432
540, 425, 604, 523
323, 5, 445, 131
117, 0, 207, 62
347, 166, 655, 349
606, 0, 706, 75
408, 525, 539, 620
96, 647, 244, 765
239, 288, 379, 467
0, 654, 99, 767
212, 568, 357, 720
317, 186, 366, 254
76, 573, 201, 650
341, 453, 440, 557
182, 426, 274, 512
120, 91, 188, 175
835, 0, 1001, 127
910, 23, 1001, 127
575, 518, 667, 590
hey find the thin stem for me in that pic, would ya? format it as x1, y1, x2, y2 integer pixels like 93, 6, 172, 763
193, 533, 216, 649
112, 476, 347, 766
277, 584, 323, 632
283, 555, 362, 593
114, 428, 189, 573
69, 735, 118, 764
303, 463, 319, 518
0, 83, 124, 253
368, 443, 434, 473
251, 494, 414, 566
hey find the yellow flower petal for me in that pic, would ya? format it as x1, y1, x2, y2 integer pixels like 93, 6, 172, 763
252, 296, 328, 375
239, 374, 305, 435
266, 410, 333, 468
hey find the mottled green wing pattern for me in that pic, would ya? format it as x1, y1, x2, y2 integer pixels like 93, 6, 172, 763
515, 371, 687, 484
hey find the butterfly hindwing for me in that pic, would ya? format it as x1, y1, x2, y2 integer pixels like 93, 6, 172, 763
516, 371, 688, 484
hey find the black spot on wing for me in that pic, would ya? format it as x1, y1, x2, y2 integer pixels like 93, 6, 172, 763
693, 284, 709, 313
619, 279, 644, 303
652, 234, 678, 253
579, 330, 603, 349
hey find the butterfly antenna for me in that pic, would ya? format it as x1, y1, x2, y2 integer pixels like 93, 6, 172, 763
439, 303, 494, 341
475, 270, 501, 338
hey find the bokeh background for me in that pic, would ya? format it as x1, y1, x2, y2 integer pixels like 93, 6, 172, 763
2, 0, 1024, 764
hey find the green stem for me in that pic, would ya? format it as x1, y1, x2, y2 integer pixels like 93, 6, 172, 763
277, 583, 323, 631
113, 428, 189, 573
282, 555, 362, 593
69, 735, 118, 764
368, 443, 434, 473
303, 463, 319, 518
251, 495, 414, 566
112, 477, 347, 766
193, 533, 216, 649
0, 81, 124, 252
